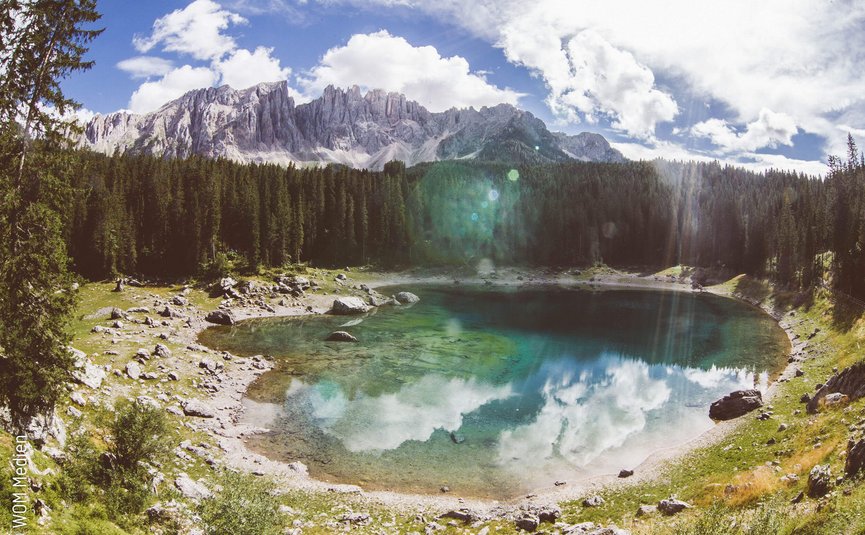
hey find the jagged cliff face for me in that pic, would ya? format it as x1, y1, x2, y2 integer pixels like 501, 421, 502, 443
81, 82, 625, 169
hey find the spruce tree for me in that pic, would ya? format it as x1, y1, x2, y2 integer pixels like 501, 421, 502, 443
0, 0, 101, 430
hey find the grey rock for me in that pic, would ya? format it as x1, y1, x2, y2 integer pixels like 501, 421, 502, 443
636, 504, 657, 517
583, 495, 605, 507
80, 84, 624, 171
437, 509, 478, 523
170, 295, 188, 306
618, 469, 634, 478
331, 296, 369, 315
326, 331, 358, 342
182, 400, 216, 418
657, 498, 690, 515
515, 514, 539, 532
70, 348, 106, 389
154, 343, 171, 358
846, 437, 865, 478
110, 307, 124, 320
808, 464, 831, 498
205, 309, 235, 325
394, 291, 420, 304
709, 389, 763, 420
70, 392, 86, 407
174, 473, 212, 500
125, 362, 141, 380
807, 361, 865, 413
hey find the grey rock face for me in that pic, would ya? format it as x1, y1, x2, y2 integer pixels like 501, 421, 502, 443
80, 83, 625, 170
807, 361, 865, 413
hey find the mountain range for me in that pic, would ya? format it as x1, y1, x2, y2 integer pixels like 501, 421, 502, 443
80, 82, 625, 170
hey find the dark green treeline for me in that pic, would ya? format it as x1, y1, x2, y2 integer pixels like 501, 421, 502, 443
58, 140, 865, 298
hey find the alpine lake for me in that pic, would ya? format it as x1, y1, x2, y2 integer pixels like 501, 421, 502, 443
198, 284, 790, 499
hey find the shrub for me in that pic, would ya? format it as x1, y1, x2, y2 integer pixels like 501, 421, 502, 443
199, 471, 283, 535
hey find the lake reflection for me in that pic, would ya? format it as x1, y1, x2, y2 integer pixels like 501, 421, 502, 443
200, 285, 786, 498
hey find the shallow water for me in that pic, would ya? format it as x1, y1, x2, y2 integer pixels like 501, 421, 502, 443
199, 285, 789, 498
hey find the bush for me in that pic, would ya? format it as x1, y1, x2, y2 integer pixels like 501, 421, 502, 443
199, 471, 283, 535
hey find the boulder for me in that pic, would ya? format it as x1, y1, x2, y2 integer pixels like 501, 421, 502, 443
170, 295, 188, 306
70, 349, 106, 390
807, 464, 831, 498
70, 392, 86, 407
205, 309, 235, 325
515, 514, 539, 532
110, 307, 124, 320
618, 469, 634, 478
125, 362, 141, 380
437, 509, 478, 523
154, 343, 172, 358
182, 400, 215, 418
636, 505, 657, 517
583, 495, 605, 507
174, 473, 212, 500
845, 437, 865, 478
394, 291, 420, 304
326, 331, 358, 342
709, 389, 763, 420
657, 498, 690, 516
330, 297, 369, 315
807, 361, 865, 413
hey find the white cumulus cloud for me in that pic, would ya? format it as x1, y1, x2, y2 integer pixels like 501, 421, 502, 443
128, 65, 220, 113
116, 56, 174, 79
691, 108, 798, 153
132, 0, 247, 61
299, 30, 522, 112
215, 46, 292, 90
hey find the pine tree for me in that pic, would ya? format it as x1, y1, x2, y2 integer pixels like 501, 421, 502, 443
0, 0, 102, 430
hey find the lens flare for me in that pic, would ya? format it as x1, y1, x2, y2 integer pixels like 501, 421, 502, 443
488, 189, 500, 202
471, 212, 479, 222
507, 169, 519, 181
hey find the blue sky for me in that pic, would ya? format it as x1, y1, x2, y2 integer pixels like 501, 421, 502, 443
64, 0, 865, 175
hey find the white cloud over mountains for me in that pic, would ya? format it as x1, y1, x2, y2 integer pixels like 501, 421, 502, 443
298, 31, 522, 113
119, 1, 519, 115
123, 0, 292, 112
323, 0, 865, 171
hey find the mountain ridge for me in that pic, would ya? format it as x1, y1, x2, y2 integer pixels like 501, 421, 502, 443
80, 82, 625, 170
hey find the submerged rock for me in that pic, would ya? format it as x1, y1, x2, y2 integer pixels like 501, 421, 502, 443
330, 296, 369, 315
709, 389, 763, 420
326, 331, 358, 342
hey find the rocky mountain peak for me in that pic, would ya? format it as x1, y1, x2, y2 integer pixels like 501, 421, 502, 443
80, 83, 625, 169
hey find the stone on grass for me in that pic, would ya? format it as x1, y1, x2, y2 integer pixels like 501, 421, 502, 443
657, 497, 690, 516
182, 400, 215, 418
807, 464, 832, 498
125, 362, 141, 380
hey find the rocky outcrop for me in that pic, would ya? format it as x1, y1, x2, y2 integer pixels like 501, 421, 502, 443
709, 389, 763, 420
80, 83, 625, 170
845, 437, 865, 478
807, 361, 865, 413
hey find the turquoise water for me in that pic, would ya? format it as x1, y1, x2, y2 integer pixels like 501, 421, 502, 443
199, 285, 789, 498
